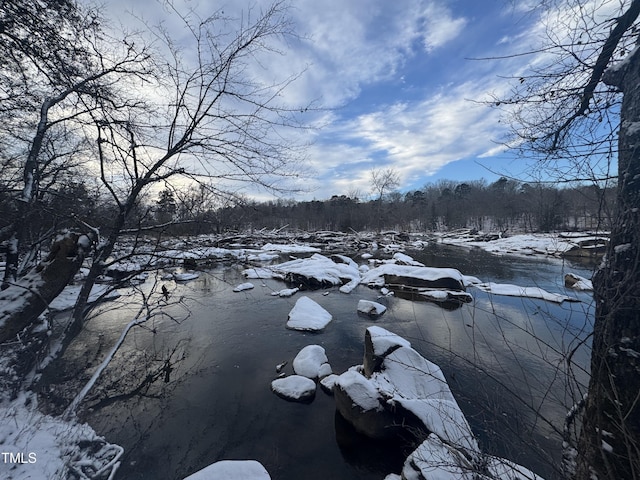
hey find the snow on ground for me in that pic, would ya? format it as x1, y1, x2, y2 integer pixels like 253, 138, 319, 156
183, 459, 271, 480
0, 395, 123, 480
286, 296, 333, 331
475, 282, 579, 304
292, 345, 331, 379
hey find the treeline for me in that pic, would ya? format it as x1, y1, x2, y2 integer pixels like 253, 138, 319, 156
0, 176, 615, 243
153, 177, 615, 234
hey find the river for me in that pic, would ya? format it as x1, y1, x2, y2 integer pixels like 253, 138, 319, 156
40, 243, 596, 480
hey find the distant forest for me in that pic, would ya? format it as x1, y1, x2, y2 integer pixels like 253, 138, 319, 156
156, 177, 615, 234
5, 176, 614, 238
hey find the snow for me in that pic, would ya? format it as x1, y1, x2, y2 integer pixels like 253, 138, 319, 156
320, 374, 339, 393
271, 375, 317, 402
173, 272, 200, 282
48, 284, 121, 312
335, 370, 384, 412
292, 345, 331, 379
243, 267, 275, 279
183, 459, 271, 480
233, 282, 254, 292
286, 296, 333, 332
367, 326, 411, 356
475, 282, 578, 303
270, 287, 299, 297
360, 264, 466, 289
357, 299, 387, 316
0, 397, 123, 480
438, 231, 608, 260
392, 252, 425, 266
565, 273, 593, 291
271, 253, 360, 290
396, 398, 477, 453
261, 243, 321, 253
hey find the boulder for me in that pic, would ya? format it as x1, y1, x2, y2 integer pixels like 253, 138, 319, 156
183, 460, 271, 480
357, 299, 387, 317
293, 345, 331, 379
286, 296, 333, 332
363, 326, 410, 377
335, 327, 477, 450
271, 375, 316, 402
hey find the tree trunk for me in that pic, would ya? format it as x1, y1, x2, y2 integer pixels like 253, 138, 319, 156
574, 46, 640, 480
0, 232, 91, 342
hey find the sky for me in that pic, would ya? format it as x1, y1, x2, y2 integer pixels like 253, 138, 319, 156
98, 0, 590, 201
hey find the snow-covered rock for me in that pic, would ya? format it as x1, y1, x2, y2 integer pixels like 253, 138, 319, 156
361, 264, 466, 291
336, 327, 546, 480
564, 273, 593, 291
392, 252, 425, 266
271, 375, 317, 402
271, 253, 360, 290
293, 345, 331, 379
402, 434, 545, 480
357, 299, 387, 316
233, 282, 254, 292
319, 374, 339, 394
475, 282, 579, 303
286, 296, 333, 332
243, 267, 275, 279
184, 459, 271, 480
335, 326, 477, 451
271, 287, 299, 297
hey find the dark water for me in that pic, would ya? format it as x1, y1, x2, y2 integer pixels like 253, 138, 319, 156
45, 244, 595, 480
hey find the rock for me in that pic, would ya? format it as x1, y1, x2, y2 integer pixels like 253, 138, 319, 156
564, 273, 593, 291
233, 282, 254, 292
286, 296, 333, 332
357, 299, 387, 317
293, 345, 331, 379
402, 434, 546, 480
183, 459, 271, 480
333, 370, 398, 439
270, 253, 361, 290
335, 327, 477, 449
363, 326, 410, 377
271, 375, 316, 402
360, 264, 466, 291
319, 374, 339, 394
271, 287, 299, 297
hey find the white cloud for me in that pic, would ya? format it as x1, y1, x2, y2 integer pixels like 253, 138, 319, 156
420, 3, 468, 52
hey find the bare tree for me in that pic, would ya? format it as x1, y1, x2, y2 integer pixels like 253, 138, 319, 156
0, 1, 309, 346
495, 1, 640, 478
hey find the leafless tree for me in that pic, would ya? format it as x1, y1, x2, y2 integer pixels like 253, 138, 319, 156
0, 1, 310, 344
494, 1, 640, 478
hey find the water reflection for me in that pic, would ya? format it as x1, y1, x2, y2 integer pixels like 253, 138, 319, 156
42, 245, 594, 480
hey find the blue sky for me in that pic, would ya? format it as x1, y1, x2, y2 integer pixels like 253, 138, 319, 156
102, 0, 584, 200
